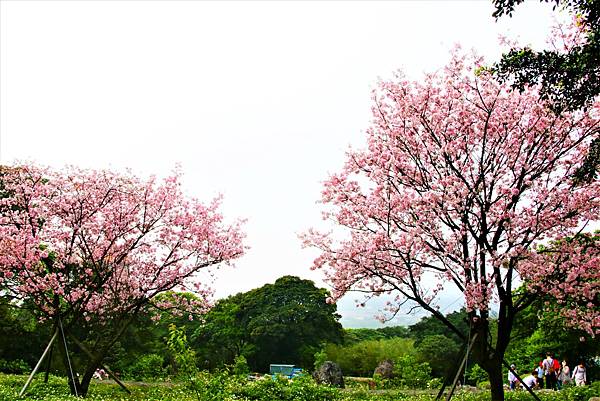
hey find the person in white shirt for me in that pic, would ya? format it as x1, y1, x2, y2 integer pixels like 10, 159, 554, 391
508, 364, 518, 390
572, 362, 587, 386
522, 370, 538, 390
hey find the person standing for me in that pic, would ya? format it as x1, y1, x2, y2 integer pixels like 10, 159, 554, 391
557, 360, 571, 389
535, 362, 545, 389
572, 361, 587, 386
508, 364, 518, 390
542, 353, 557, 390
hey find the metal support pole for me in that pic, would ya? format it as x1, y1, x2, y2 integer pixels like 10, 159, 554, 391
58, 317, 78, 397
44, 340, 54, 383
436, 340, 469, 401
19, 328, 59, 397
445, 332, 478, 401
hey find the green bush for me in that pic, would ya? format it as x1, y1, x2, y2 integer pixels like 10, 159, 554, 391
427, 377, 443, 389
166, 324, 198, 378
392, 354, 431, 389
236, 375, 340, 401
233, 355, 250, 376
324, 337, 415, 377
559, 381, 600, 401
313, 349, 328, 371
0, 359, 29, 374
466, 364, 488, 386
1, 371, 598, 401
126, 353, 166, 380
476, 380, 490, 390
193, 370, 234, 401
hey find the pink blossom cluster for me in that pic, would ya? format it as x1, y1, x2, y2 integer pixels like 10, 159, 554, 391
302, 48, 600, 334
520, 235, 599, 335
548, 15, 589, 53
0, 164, 246, 322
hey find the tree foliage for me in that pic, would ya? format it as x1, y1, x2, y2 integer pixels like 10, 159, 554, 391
303, 47, 600, 400
0, 164, 245, 395
505, 292, 600, 382
493, 0, 600, 113
323, 337, 415, 377
415, 334, 461, 378
343, 326, 410, 345
493, 1, 600, 183
409, 309, 469, 346
193, 276, 343, 372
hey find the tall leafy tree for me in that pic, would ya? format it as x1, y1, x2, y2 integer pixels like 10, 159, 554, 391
416, 334, 461, 378
303, 48, 600, 401
343, 326, 410, 344
193, 276, 343, 372
0, 302, 51, 370
505, 291, 600, 381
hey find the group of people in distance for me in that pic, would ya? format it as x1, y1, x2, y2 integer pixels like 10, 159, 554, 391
508, 353, 587, 391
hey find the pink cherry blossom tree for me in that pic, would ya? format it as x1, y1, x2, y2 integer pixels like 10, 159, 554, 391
0, 164, 245, 396
303, 50, 599, 400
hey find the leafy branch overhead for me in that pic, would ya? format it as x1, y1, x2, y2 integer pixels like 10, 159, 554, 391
493, 0, 600, 113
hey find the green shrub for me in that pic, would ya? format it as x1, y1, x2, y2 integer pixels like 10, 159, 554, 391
313, 349, 328, 371
324, 337, 415, 377
236, 375, 291, 400
427, 377, 443, 389
560, 381, 600, 401
2, 370, 598, 401
476, 380, 490, 390
166, 324, 198, 378
392, 354, 431, 389
193, 370, 233, 401
126, 353, 166, 380
0, 359, 29, 374
236, 374, 340, 401
232, 355, 250, 376
466, 364, 488, 386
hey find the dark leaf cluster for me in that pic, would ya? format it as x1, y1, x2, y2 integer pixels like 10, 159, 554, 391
493, 0, 600, 114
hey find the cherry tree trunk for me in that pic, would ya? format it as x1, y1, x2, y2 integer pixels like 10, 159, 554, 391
486, 361, 505, 401
79, 367, 95, 397
471, 315, 509, 401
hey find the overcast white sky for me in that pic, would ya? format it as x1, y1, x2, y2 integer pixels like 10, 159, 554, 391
1, 0, 560, 327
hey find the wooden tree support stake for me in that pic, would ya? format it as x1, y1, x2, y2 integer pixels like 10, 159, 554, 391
44, 340, 54, 383
436, 338, 470, 401
438, 327, 542, 401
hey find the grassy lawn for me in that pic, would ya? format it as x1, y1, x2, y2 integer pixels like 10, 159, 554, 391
1, 374, 598, 401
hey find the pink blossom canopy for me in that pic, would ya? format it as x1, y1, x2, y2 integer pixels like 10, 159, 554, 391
303, 50, 600, 334
0, 164, 246, 320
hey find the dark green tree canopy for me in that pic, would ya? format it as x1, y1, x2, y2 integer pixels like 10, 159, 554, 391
193, 276, 344, 372
343, 326, 410, 344
409, 309, 469, 347
415, 334, 461, 378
